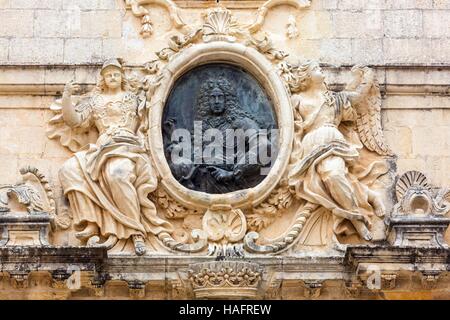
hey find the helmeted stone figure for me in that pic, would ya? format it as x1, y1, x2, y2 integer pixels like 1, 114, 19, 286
55, 58, 172, 255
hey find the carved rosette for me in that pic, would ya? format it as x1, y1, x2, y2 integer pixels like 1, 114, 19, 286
188, 261, 262, 299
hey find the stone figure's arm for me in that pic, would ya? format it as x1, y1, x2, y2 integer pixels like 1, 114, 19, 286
61, 81, 83, 127
343, 67, 375, 110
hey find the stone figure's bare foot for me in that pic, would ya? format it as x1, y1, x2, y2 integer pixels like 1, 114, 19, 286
331, 233, 347, 252
368, 190, 386, 217
76, 222, 98, 240
133, 235, 147, 256
353, 213, 372, 229
352, 220, 373, 241
372, 199, 386, 217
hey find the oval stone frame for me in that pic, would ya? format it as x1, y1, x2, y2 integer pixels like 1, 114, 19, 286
149, 41, 293, 210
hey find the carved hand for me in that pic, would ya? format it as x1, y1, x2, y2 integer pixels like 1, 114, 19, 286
207, 167, 234, 182
63, 80, 80, 98
61, 80, 82, 127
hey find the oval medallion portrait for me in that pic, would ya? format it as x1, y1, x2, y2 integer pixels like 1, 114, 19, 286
162, 63, 278, 194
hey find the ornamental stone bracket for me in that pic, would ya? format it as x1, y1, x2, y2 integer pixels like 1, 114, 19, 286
346, 246, 450, 294
301, 280, 323, 298
0, 166, 71, 247
387, 171, 450, 248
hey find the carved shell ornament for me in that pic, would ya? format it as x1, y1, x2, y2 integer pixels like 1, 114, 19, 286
202, 6, 238, 42
393, 171, 450, 216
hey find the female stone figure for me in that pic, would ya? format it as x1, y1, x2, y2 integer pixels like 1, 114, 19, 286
283, 61, 392, 242
58, 58, 172, 255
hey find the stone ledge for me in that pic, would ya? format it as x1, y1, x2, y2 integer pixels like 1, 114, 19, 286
0, 246, 106, 266
0, 245, 448, 298
0, 65, 448, 97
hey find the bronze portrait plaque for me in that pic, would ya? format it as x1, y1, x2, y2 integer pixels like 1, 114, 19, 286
162, 63, 278, 194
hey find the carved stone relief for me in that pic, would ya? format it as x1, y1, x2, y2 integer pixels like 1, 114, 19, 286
163, 63, 277, 193
41, 4, 403, 258
0, 0, 448, 301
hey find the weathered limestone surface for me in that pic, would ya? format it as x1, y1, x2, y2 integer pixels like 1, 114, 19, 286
0, 0, 449, 299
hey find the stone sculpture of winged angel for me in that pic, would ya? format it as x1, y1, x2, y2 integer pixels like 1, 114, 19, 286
281, 61, 393, 244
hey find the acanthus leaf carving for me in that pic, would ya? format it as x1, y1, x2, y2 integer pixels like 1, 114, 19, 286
151, 188, 202, 219
247, 179, 294, 232
0, 166, 60, 220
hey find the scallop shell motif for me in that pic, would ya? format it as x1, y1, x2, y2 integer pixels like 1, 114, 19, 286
396, 170, 431, 201
203, 7, 232, 36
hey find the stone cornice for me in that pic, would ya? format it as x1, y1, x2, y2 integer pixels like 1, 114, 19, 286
0, 245, 448, 298
0, 65, 448, 100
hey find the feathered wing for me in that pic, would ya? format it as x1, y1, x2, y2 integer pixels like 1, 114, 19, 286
346, 66, 393, 156
46, 97, 98, 153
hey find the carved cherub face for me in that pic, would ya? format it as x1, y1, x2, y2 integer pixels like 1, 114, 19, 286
209, 87, 226, 115
102, 66, 123, 90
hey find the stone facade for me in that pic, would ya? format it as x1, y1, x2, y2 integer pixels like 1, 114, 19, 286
0, 0, 449, 299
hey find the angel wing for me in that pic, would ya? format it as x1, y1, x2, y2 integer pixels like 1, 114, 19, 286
46, 97, 98, 153
345, 66, 393, 156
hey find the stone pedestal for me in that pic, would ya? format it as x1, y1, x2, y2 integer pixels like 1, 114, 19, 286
0, 212, 53, 246
387, 215, 450, 248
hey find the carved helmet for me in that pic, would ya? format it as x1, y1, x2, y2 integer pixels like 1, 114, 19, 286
100, 58, 124, 75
